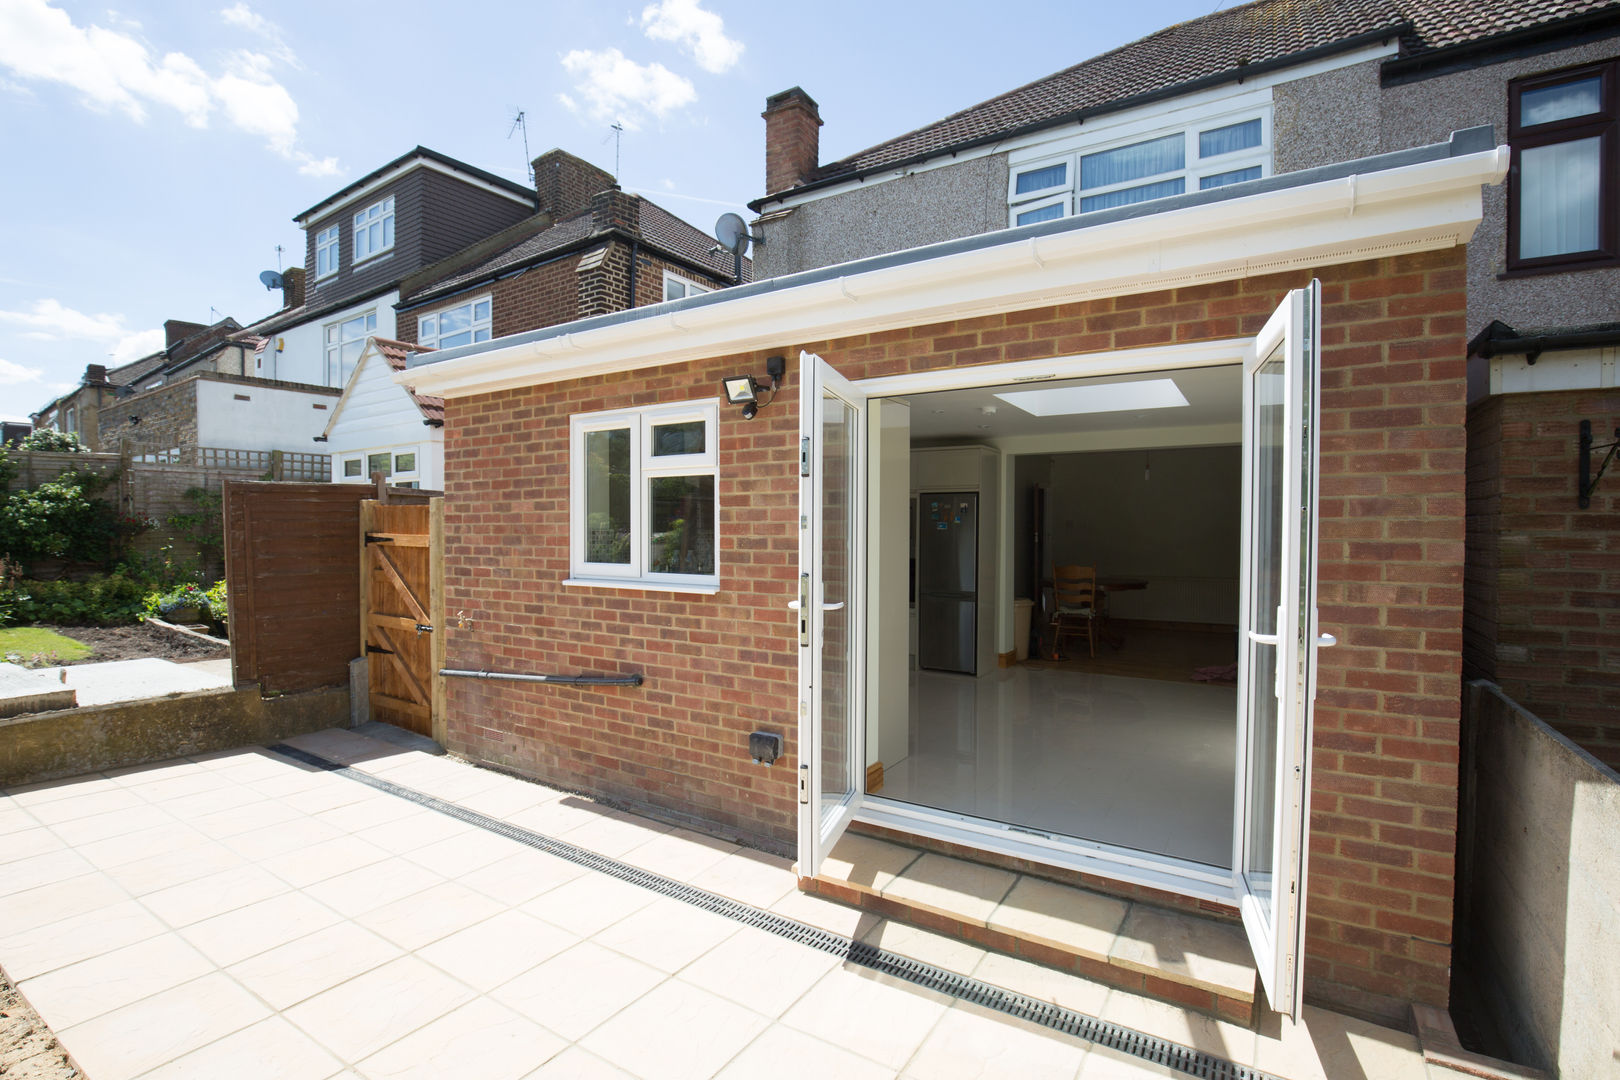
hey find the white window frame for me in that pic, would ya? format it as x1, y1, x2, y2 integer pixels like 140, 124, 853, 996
1007, 104, 1271, 226
340, 456, 364, 481
324, 309, 377, 387
353, 196, 395, 264
568, 400, 719, 592
663, 271, 713, 302
315, 225, 340, 279
418, 295, 493, 350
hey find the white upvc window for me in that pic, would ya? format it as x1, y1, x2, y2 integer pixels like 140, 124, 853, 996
570, 400, 719, 589
663, 271, 712, 302
315, 225, 339, 279
324, 309, 377, 386
340, 445, 421, 485
353, 196, 395, 262
418, 295, 492, 350
1008, 109, 1269, 226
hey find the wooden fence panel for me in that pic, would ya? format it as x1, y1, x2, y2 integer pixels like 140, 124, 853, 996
225, 480, 436, 693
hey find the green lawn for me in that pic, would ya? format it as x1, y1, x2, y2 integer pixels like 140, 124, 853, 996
0, 627, 93, 666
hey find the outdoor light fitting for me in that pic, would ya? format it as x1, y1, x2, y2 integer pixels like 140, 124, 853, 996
722, 355, 786, 420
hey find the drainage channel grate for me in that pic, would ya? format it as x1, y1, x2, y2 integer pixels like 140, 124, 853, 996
266, 743, 1280, 1080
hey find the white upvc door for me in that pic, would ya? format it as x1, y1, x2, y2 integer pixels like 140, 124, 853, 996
796, 350, 868, 877
1234, 281, 1330, 1020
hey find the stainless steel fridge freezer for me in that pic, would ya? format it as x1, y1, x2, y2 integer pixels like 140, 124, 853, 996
917, 492, 977, 674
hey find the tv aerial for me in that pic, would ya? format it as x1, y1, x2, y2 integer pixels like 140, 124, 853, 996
258, 269, 285, 291
713, 212, 761, 283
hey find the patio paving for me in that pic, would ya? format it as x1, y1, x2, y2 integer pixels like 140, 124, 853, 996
0, 726, 1443, 1079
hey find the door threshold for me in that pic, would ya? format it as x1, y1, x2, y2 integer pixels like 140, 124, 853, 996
804, 830, 1262, 1028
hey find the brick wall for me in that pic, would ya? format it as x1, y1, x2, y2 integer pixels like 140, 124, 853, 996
440, 247, 1469, 1020
99, 380, 197, 452
1465, 388, 1620, 769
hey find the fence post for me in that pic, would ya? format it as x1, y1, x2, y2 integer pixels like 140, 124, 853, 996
373, 472, 390, 504
270, 449, 284, 481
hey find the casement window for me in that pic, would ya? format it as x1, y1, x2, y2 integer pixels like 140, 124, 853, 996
315, 225, 339, 279
324, 309, 377, 386
342, 446, 420, 484
663, 272, 712, 302
342, 457, 363, 478
570, 401, 719, 590
62, 406, 76, 434
418, 296, 492, 349
1008, 112, 1268, 226
353, 196, 395, 262
1508, 60, 1618, 272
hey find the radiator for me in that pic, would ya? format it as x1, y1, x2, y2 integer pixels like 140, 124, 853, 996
1106, 576, 1238, 626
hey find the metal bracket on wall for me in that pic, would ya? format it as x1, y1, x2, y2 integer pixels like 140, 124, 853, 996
1578, 420, 1620, 509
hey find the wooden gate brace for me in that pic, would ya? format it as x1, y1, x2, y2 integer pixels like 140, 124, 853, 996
440, 667, 643, 687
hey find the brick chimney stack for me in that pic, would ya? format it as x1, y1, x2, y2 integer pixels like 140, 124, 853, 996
763, 87, 822, 196
164, 319, 206, 348
84, 363, 110, 385
281, 266, 306, 310
533, 149, 617, 219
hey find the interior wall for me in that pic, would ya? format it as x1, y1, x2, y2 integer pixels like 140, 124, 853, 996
1034, 445, 1240, 624
1013, 455, 1054, 601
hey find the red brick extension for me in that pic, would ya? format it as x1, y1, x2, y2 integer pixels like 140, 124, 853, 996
1467, 388, 1620, 770
438, 247, 1468, 1023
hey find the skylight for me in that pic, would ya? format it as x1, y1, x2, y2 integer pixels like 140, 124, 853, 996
994, 379, 1189, 416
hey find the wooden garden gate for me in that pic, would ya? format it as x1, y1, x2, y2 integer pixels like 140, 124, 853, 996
359, 498, 444, 739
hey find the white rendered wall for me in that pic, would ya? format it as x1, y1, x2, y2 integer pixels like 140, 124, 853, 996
193, 379, 336, 451
254, 291, 399, 387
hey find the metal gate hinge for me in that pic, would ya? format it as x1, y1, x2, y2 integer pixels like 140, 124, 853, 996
363, 533, 391, 545
365, 644, 394, 656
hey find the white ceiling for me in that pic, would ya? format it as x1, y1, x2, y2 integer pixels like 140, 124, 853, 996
899, 365, 1241, 441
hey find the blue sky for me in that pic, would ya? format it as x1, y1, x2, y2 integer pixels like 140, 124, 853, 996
0, 0, 1230, 422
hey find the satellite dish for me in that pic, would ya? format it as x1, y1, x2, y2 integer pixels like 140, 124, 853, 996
714, 213, 749, 255
258, 270, 285, 291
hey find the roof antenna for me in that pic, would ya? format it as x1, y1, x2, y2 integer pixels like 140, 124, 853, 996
274, 244, 283, 271
607, 121, 625, 180
507, 108, 532, 183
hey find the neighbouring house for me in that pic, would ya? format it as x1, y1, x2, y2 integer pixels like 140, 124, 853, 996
31, 316, 252, 450
234, 147, 540, 391
318, 337, 441, 489
95, 371, 341, 464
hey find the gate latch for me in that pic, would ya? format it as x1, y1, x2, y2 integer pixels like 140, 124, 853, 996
415, 623, 433, 636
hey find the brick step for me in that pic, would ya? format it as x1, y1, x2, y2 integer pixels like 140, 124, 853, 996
801, 833, 1262, 1028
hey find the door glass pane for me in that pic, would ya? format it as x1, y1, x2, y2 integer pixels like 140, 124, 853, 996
820, 392, 856, 827
584, 428, 631, 564
651, 420, 706, 456
647, 475, 714, 574
1244, 349, 1286, 924
1519, 137, 1602, 258
1520, 76, 1602, 126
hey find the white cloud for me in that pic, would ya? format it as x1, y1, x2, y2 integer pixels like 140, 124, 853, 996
0, 300, 164, 364
0, 358, 45, 385
558, 48, 695, 129
219, 3, 300, 68
0, 0, 335, 173
639, 0, 742, 74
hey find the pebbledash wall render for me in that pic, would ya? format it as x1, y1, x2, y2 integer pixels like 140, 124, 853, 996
407, 131, 1506, 1022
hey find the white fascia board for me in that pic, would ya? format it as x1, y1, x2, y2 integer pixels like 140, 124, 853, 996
294, 158, 533, 227
768, 41, 1398, 212
401, 146, 1509, 401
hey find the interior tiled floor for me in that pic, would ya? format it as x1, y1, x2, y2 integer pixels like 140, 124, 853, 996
879, 666, 1237, 866
0, 727, 1437, 1080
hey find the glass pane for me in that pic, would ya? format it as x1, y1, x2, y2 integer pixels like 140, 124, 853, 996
584, 428, 631, 564
1201, 166, 1263, 189
440, 306, 471, 334
1080, 133, 1184, 189
651, 420, 706, 456
366, 313, 377, 331
1520, 137, 1602, 258
473, 300, 491, 321
1521, 76, 1602, 126
665, 279, 684, 301
1015, 161, 1067, 194
1016, 201, 1065, 225
647, 475, 715, 575
1200, 118, 1262, 157
343, 458, 362, 477
1080, 177, 1185, 212
394, 452, 416, 472
474, 328, 491, 342
367, 452, 391, 477
819, 392, 856, 829
440, 330, 472, 349
1244, 350, 1287, 924
420, 316, 436, 339
382, 215, 394, 248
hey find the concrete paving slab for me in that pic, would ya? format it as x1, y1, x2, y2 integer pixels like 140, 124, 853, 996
0, 661, 76, 717
35, 657, 231, 708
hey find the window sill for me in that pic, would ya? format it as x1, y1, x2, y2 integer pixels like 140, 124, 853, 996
1498, 255, 1620, 280
564, 577, 720, 596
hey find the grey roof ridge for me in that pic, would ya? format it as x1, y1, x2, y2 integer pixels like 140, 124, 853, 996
411, 126, 1491, 373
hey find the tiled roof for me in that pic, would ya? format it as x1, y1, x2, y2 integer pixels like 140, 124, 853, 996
793, 0, 1618, 191
410, 195, 750, 302
372, 337, 442, 423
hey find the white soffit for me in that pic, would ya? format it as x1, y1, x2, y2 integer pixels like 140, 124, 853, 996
401, 146, 1510, 400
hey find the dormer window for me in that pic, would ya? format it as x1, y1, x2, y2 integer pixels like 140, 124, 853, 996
315, 225, 339, 279
354, 196, 395, 263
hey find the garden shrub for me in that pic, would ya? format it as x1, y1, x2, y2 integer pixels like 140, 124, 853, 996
7, 574, 150, 626
15, 430, 91, 453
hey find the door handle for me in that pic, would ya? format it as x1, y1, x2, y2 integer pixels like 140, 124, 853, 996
822, 601, 845, 612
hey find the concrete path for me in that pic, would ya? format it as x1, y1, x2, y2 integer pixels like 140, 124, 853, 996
0, 727, 1441, 1080
35, 657, 233, 708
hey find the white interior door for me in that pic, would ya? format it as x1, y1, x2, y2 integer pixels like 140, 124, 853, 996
797, 350, 867, 876
1235, 281, 1328, 1019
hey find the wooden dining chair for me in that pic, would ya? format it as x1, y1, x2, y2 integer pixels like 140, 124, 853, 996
1051, 564, 1099, 659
